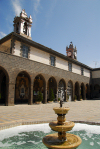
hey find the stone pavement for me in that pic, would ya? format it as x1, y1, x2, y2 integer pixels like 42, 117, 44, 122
0, 100, 100, 130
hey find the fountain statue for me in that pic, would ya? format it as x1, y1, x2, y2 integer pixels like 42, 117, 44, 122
42, 93, 82, 149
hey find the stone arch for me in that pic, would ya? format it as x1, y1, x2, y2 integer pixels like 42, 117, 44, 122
86, 84, 89, 99
67, 80, 73, 101
15, 71, 31, 104
90, 84, 93, 99
33, 74, 46, 103
75, 82, 80, 100
80, 83, 85, 100
93, 84, 100, 98
58, 79, 66, 101
0, 66, 9, 106
47, 76, 57, 102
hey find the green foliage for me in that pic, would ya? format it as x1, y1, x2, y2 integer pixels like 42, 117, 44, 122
49, 89, 55, 101
58, 98, 60, 101
74, 95, 77, 100
67, 95, 69, 99
80, 95, 82, 99
37, 91, 43, 102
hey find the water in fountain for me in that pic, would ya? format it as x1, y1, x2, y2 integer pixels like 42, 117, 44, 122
0, 123, 100, 149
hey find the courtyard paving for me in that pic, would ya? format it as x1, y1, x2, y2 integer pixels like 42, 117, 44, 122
0, 100, 100, 130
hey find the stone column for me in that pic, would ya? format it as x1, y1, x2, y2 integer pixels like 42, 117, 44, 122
78, 84, 81, 101
29, 25, 31, 37
72, 83, 75, 101
88, 85, 90, 99
0, 80, 1, 98
20, 20, 24, 34
28, 84, 33, 105
56, 83, 59, 101
7, 83, 15, 106
84, 85, 86, 100
44, 84, 47, 104
65, 87, 67, 101
29, 75, 34, 105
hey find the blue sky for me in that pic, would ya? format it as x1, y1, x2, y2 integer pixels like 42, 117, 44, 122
0, 0, 100, 68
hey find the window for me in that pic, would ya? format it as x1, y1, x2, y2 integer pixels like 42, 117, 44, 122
68, 62, 72, 72
81, 67, 84, 75
50, 55, 55, 66
22, 45, 29, 58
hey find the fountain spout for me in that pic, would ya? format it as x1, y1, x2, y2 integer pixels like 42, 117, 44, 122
60, 99, 63, 108
59, 87, 63, 108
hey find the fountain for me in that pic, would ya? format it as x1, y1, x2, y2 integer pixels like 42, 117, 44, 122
42, 90, 82, 149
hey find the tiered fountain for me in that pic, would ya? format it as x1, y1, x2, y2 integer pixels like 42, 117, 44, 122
42, 100, 82, 149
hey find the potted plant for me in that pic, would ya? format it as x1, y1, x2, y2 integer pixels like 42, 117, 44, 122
48, 89, 55, 103
74, 95, 77, 102
35, 91, 43, 104
67, 95, 69, 102
80, 95, 83, 101
58, 98, 60, 102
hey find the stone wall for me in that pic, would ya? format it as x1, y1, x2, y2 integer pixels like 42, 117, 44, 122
0, 51, 90, 105
92, 70, 100, 78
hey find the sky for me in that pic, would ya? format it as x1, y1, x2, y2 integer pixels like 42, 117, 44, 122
0, 0, 100, 68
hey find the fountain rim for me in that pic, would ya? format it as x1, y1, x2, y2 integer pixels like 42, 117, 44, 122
42, 133, 82, 149
53, 107, 70, 115
0, 120, 100, 131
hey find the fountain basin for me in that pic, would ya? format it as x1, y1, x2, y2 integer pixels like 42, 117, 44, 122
49, 121, 75, 132
53, 107, 70, 115
0, 123, 100, 148
42, 133, 82, 149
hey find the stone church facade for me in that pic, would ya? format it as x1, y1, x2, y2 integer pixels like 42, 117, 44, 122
0, 10, 99, 106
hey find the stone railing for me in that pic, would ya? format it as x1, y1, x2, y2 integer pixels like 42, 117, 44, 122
0, 45, 11, 53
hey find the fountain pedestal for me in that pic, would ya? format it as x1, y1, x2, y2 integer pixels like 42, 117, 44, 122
42, 107, 82, 149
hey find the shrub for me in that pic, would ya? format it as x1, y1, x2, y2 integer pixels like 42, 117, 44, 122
58, 98, 60, 101
37, 91, 43, 102
74, 95, 77, 100
80, 95, 82, 99
49, 89, 55, 101
67, 95, 69, 99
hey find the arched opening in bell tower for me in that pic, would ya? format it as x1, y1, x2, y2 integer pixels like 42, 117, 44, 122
23, 22, 27, 35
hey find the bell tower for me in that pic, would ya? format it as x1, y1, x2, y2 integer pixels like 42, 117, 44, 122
13, 9, 32, 39
66, 42, 77, 60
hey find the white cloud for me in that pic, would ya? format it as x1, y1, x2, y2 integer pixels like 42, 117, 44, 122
0, 32, 7, 39
88, 61, 100, 68
11, 0, 22, 16
34, 0, 40, 13
46, 0, 57, 26
32, 0, 41, 27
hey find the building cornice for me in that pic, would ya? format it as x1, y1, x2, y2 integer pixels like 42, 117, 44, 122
0, 32, 92, 70
92, 68, 100, 71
